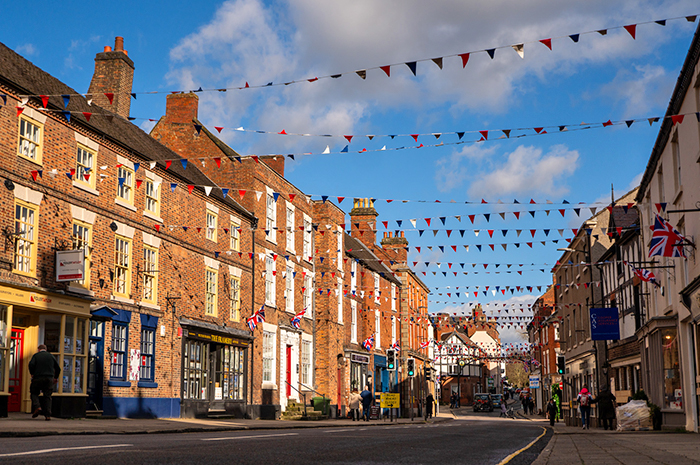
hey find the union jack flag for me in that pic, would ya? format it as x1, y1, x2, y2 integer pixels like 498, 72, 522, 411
625, 261, 660, 287
247, 306, 266, 332
391, 341, 401, 352
290, 307, 306, 329
362, 335, 374, 351
649, 214, 686, 258
419, 340, 431, 350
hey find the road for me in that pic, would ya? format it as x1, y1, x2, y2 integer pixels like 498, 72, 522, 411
0, 409, 548, 464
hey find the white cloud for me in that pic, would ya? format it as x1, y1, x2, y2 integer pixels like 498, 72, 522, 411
435, 144, 498, 192
64, 36, 101, 71
467, 144, 579, 198
165, 0, 699, 155
14, 43, 36, 56
601, 64, 674, 116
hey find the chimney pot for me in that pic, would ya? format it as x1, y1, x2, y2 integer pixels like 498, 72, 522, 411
115, 36, 124, 52
104, 46, 112, 52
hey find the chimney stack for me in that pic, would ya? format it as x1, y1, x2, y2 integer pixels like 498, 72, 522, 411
349, 198, 378, 246
87, 37, 134, 119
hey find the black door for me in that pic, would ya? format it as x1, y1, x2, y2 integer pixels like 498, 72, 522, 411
87, 320, 104, 411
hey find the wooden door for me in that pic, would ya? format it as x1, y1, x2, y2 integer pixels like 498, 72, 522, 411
8, 329, 24, 412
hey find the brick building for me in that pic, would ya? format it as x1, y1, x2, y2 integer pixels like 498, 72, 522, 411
527, 285, 559, 412
151, 93, 316, 419
0, 38, 257, 419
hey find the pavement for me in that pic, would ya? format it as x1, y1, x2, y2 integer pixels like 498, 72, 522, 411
0, 410, 452, 437
514, 408, 700, 465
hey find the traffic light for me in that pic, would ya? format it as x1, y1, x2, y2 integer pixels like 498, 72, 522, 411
557, 355, 566, 375
407, 358, 416, 377
387, 349, 396, 370
425, 366, 432, 381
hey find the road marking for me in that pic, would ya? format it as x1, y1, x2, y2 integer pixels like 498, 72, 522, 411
496, 427, 547, 465
0, 444, 132, 457
202, 432, 298, 441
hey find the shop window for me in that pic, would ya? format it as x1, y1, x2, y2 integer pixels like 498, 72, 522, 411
72, 221, 92, 288
183, 339, 208, 400
13, 201, 37, 276
662, 328, 682, 409
205, 267, 218, 316
144, 179, 160, 217
113, 236, 132, 297
75, 145, 96, 189
142, 246, 158, 303
140, 328, 155, 384
215, 345, 245, 400
230, 219, 240, 251
206, 210, 218, 242
116, 166, 134, 205
0, 306, 9, 391
41, 315, 88, 394
230, 276, 241, 322
301, 339, 311, 386
18, 115, 43, 164
110, 322, 128, 382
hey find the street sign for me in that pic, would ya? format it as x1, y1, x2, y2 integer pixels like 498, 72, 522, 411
590, 307, 620, 340
55, 249, 85, 282
529, 375, 540, 389
487, 377, 494, 387
380, 393, 400, 408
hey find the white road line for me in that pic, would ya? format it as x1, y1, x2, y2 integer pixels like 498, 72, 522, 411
0, 444, 132, 458
202, 432, 298, 441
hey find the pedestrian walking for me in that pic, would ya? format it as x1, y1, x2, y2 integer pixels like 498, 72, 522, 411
500, 400, 508, 417
530, 396, 535, 415
592, 385, 617, 430
360, 385, 373, 422
577, 384, 593, 429
450, 393, 456, 409
28, 344, 60, 421
546, 398, 558, 426
348, 389, 361, 421
425, 393, 434, 419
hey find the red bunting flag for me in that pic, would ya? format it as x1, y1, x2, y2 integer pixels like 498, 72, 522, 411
337, 196, 345, 203
289, 193, 296, 201
30, 170, 39, 181
308, 77, 318, 82
380, 65, 391, 77
411, 134, 419, 142
459, 53, 470, 68
534, 127, 544, 134
671, 115, 685, 125
215, 127, 224, 133
468, 215, 476, 223
245, 82, 249, 88
136, 179, 143, 188
345, 135, 353, 143
603, 120, 613, 127
16, 106, 24, 117
214, 158, 221, 168
187, 185, 194, 194
539, 38, 552, 50
278, 129, 287, 135
624, 24, 636, 39
40, 95, 49, 108
104, 93, 114, 104
82, 112, 92, 121
154, 224, 161, 232
165, 160, 172, 170
238, 190, 246, 200
425, 218, 431, 226
251, 155, 259, 163
479, 130, 488, 140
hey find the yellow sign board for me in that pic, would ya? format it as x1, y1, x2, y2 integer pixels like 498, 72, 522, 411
380, 393, 400, 408
0, 284, 90, 316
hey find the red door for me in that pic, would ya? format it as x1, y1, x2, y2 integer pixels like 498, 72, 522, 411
286, 345, 292, 398
9, 329, 24, 412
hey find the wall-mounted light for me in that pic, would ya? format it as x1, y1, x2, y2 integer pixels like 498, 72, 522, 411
4, 179, 15, 191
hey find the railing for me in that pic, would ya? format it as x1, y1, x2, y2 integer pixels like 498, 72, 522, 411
284, 381, 328, 417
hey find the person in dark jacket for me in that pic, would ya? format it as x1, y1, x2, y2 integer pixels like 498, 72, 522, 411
28, 344, 60, 420
546, 398, 558, 426
425, 393, 434, 419
593, 385, 617, 430
360, 386, 373, 422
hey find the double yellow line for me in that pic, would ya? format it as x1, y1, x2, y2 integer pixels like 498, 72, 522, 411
496, 426, 548, 465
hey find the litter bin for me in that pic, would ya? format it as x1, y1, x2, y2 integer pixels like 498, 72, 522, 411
312, 397, 330, 415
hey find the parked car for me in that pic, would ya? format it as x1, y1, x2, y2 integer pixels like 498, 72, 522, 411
491, 394, 503, 408
473, 393, 494, 412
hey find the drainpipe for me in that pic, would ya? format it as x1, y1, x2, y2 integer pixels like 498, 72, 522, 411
250, 217, 257, 417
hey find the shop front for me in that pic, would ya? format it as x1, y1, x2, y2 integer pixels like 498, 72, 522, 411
347, 351, 370, 392
180, 318, 252, 419
0, 283, 91, 418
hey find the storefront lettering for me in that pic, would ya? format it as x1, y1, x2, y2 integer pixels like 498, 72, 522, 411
0, 284, 90, 315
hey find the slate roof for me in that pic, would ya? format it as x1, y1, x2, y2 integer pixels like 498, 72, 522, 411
344, 233, 402, 286
0, 42, 254, 221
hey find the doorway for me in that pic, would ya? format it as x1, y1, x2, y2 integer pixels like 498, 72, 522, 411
9, 329, 24, 412
286, 345, 292, 398
87, 321, 104, 411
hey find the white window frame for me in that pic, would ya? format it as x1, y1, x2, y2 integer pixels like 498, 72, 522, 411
375, 310, 381, 349
113, 236, 132, 297
286, 263, 295, 313
337, 276, 343, 324
206, 210, 218, 242
205, 267, 218, 316
301, 338, 312, 387
116, 165, 134, 205
336, 228, 343, 270
265, 187, 277, 243
286, 202, 295, 253
230, 216, 241, 251
230, 275, 241, 322
304, 275, 313, 317
142, 245, 158, 304
262, 326, 277, 387
374, 273, 380, 304
351, 300, 358, 343
18, 111, 44, 165
392, 316, 397, 345
14, 200, 38, 276
391, 283, 396, 311
303, 214, 312, 261
265, 254, 276, 307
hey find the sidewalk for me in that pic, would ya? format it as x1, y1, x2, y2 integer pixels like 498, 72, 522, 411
0, 411, 452, 438
520, 414, 700, 464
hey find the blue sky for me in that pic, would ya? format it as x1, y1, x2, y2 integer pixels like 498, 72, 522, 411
4, 0, 699, 342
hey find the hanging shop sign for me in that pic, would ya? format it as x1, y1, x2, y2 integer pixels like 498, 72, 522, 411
55, 249, 85, 282
590, 307, 620, 340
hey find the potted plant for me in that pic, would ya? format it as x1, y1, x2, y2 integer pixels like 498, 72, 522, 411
649, 403, 662, 430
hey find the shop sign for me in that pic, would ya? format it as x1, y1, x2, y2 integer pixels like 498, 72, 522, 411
0, 284, 90, 315
590, 307, 620, 340
529, 375, 540, 389
380, 393, 400, 408
55, 249, 85, 282
488, 377, 495, 387
187, 330, 247, 347
350, 353, 370, 364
